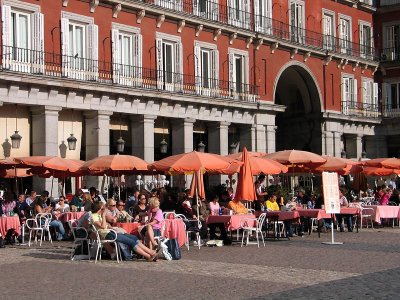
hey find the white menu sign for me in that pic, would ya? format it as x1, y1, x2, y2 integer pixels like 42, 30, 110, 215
322, 172, 340, 214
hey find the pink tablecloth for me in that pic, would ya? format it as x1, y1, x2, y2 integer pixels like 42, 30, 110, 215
297, 209, 331, 220
0, 216, 21, 236
164, 219, 186, 247
364, 205, 400, 224
115, 222, 140, 235
207, 214, 255, 231
265, 211, 300, 221
58, 212, 86, 223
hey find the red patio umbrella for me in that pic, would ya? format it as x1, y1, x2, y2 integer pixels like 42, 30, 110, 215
79, 154, 148, 175
188, 169, 206, 200
0, 168, 32, 178
364, 158, 400, 169
362, 167, 400, 176
15, 156, 73, 172
314, 156, 363, 175
234, 147, 257, 202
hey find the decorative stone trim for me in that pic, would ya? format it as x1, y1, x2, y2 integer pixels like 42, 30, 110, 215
270, 42, 278, 53
229, 32, 237, 45
213, 29, 221, 41
246, 37, 253, 49
89, 0, 99, 13
178, 20, 185, 33
195, 24, 203, 37
156, 14, 165, 28
136, 10, 145, 23
112, 4, 122, 18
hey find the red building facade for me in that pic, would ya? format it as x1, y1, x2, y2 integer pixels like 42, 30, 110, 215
0, 0, 381, 191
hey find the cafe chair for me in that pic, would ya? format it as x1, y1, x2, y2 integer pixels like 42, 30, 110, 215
36, 213, 53, 244
241, 213, 267, 248
25, 218, 44, 247
360, 207, 374, 229
69, 220, 90, 261
91, 226, 121, 263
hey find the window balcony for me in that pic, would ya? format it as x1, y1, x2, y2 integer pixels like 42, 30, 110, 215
382, 104, 400, 118
379, 0, 400, 7
0, 45, 259, 103
138, 0, 377, 61
380, 47, 400, 62
341, 100, 380, 118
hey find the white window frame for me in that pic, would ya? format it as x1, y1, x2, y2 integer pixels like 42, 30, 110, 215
194, 41, 219, 97
155, 32, 183, 92
111, 23, 142, 87
338, 14, 352, 55
228, 48, 251, 101
227, 0, 251, 30
383, 81, 400, 117
289, 0, 305, 44
341, 73, 357, 115
2, 0, 43, 73
193, 0, 219, 21
155, 0, 183, 12
254, 0, 272, 34
61, 12, 98, 81
322, 9, 336, 51
359, 21, 373, 59
383, 21, 400, 61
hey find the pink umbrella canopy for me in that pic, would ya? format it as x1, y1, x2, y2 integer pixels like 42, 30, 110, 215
79, 154, 148, 175
265, 150, 326, 167
364, 158, 400, 169
15, 156, 76, 172
313, 156, 363, 175
234, 147, 257, 202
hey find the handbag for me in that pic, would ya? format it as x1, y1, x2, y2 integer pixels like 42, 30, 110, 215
165, 238, 181, 260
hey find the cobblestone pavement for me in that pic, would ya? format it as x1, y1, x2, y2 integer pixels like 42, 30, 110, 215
1, 228, 400, 299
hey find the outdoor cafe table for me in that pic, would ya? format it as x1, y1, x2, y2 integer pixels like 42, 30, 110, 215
0, 215, 21, 236
207, 214, 255, 231
116, 219, 186, 247
57, 212, 86, 223
363, 205, 400, 225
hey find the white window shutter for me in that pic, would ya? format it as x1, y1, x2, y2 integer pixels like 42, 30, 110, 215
31, 12, 44, 74
211, 0, 219, 21
244, 0, 251, 29
156, 38, 163, 89
61, 17, 70, 77
2, 5, 12, 69
385, 83, 392, 108
134, 33, 143, 85
193, 0, 199, 16
341, 78, 347, 114
362, 80, 367, 104
353, 79, 358, 104
212, 49, 219, 96
229, 52, 235, 97
111, 28, 120, 84
373, 82, 378, 107
194, 45, 201, 94
254, 0, 260, 31
175, 42, 183, 91
87, 23, 98, 80
227, 0, 233, 25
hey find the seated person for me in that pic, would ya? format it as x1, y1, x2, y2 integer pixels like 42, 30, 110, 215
1, 192, 16, 216
209, 195, 221, 216
70, 189, 84, 211
133, 194, 149, 223
228, 199, 248, 214
265, 194, 280, 211
35, 197, 67, 241
91, 202, 156, 261
16, 194, 30, 221
116, 201, 133, 222
105, 198, 123, 225
139, 197, 164, 250
26, 191, 37, 206
336, 189, 352, 232
55, 196, 70, 213
82, 193, 93, 212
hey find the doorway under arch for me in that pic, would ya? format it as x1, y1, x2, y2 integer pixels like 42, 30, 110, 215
274, 64, 323, 154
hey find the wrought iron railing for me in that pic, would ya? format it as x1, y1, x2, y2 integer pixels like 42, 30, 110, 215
380, 47, 400, 62
381, 104, 400, 118
139, 0, 377, 61
341, 100, 380, 118
0, 45, 258, 102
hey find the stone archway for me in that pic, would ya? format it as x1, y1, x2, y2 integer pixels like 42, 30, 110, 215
274, 63, 323, 153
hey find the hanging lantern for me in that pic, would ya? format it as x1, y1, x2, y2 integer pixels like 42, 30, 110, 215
10, 130, 22, 149
67, 133, 77, 150
116, 136, 125, 153
229, 142, 237, 154
197, 140, 206, 152
160, 138, 168, 154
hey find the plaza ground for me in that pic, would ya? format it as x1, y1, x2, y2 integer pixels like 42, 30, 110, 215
1, 228, 400, 299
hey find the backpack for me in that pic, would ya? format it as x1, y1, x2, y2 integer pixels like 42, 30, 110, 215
5, 228, 18, 245
165, 238, 181, 260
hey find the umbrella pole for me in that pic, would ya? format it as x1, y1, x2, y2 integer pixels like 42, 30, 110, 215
51, 171, 54, 197
118, 172, 121, 200
292, 164, 295, 198
196, 172, 200, 220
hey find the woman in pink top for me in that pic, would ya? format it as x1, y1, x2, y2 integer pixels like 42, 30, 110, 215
139, 197, 164, 250
209, 194, 220, 215
380, 189, 391, 205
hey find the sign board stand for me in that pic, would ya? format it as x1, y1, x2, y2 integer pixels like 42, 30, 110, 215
321, 172, 343, 245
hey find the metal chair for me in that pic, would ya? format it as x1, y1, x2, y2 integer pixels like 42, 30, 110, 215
91, 225, 121, 263
241, 213, 267, 247
69, 219, 90, 261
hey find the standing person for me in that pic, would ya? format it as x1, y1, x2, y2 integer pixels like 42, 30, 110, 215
336, 189, 353, 232
255, 175, 268, 211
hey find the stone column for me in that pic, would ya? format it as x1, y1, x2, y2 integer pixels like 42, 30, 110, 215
356, 134, 363, 159
207, 121, 230, 155
255, 124, 267, 153
171, 118, 195, 155
239, 124, 255, 151
84, 110, 112, 189
324, 131, 334, 156
131, 115, 156, 162
31, 106, 62, 196
333, 132, 342, 157
266, 125, 276, 154
208, 122, 230, 186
